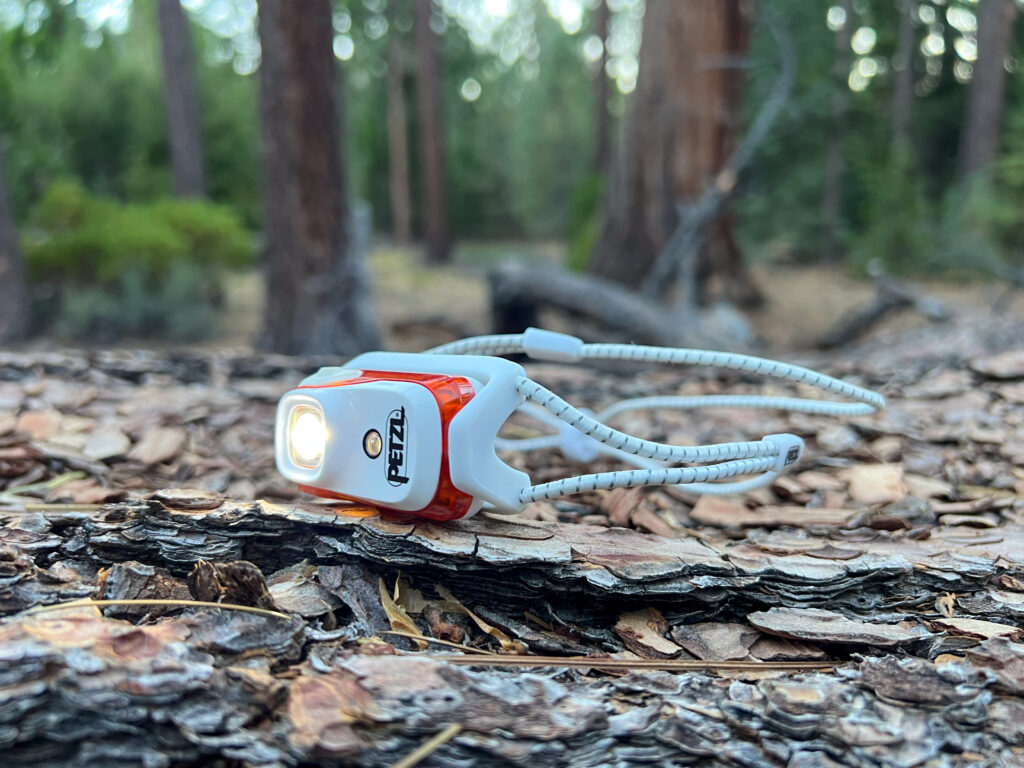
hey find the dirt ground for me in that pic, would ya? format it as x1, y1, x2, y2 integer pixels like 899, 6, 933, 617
217, 245, 1022, 353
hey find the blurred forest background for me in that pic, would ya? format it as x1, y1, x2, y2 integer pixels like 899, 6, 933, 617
0, 0, 1022, 353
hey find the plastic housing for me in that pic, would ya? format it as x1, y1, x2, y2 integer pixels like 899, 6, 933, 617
275, 353, 531, 519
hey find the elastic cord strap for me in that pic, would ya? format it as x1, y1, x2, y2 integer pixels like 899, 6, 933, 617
427, 330, 884, 504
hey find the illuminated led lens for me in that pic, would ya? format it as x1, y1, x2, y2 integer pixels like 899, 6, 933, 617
289, 406, 327, 468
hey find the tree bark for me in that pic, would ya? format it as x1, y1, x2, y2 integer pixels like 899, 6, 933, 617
257, 0, 380, 355
0, 138, 27, 343
890, 0, 916, 149
414, 0, 451, 264
4, 494, 1024, 766
156, 0, 206, 198
820, 0, 853, 262
957, 0, 1019, 180
590, 0, 756, 306
387, 0, 413, 244
592, 0, 611, 176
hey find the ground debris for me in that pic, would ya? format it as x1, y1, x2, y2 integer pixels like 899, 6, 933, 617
0, 343, 1023, 766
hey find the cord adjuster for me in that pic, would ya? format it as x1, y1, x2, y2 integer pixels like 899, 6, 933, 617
763, 433, 804, 472
522, 328, 585, 362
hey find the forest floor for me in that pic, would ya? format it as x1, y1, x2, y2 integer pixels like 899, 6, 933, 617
216, 245, 1021, 352
1, 257, 1024, 766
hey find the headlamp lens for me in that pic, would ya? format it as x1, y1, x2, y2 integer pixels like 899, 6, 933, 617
289, 407, 326, 467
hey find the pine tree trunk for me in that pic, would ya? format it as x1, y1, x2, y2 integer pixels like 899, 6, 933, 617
957, 0, 1019, 180
414, 0, 451, 264
256, 0, 379, 356
0, 138, 27, 343
156, 0, 206, 198
820, 0, 853, 262
592, 0, 611, 176
890, 0, 915, 149
387, 2, 413, 245
589, 0, 756, 306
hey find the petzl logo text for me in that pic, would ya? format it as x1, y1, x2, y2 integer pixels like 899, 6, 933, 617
386, 408, 410, 486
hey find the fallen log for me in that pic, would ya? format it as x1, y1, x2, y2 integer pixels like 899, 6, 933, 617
2, 493, 1024, 766
488, 261, 756, 349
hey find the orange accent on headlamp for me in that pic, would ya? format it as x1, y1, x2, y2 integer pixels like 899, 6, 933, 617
297, 370, 476, 521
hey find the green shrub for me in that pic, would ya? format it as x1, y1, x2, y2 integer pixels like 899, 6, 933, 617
849, 148, 935, 276
566, 174, 604, 272
24, 180, 254, 341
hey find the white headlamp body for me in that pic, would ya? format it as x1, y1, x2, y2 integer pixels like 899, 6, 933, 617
275, 353, 531, 520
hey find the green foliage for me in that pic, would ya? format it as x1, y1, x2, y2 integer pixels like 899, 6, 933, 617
0, 1, 259, 225
23, 180, 253, 341
567, 173, 604, 271
849, 148, 935, 275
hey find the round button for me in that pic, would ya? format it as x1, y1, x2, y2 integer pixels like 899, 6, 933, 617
363, 429, 383, 459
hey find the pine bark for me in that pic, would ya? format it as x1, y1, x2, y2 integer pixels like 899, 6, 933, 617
590, 0, 756, 306
414, 0, 451, 263
156, 0, 206, 198
0, 138, 27, 343
387, 2, 413, 245
820, 0, 853, 262
256, 0, 379, 355
957, 0, 1019, 180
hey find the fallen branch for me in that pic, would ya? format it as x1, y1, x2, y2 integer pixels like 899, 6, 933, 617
488, 260, 696, 346
817, 267, 951, 349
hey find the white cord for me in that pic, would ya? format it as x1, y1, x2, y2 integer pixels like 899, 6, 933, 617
520, 456, 777, 503
427, 329, 884, 503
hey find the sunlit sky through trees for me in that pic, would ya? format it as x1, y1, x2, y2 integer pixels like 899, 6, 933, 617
1, 0, 1017, 103
0, 0, 644, 93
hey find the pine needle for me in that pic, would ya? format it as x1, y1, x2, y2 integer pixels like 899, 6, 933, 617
0, 471, 88, 505
385, 723, 462, 768
22, 598, 293, 621
381, 630, 496, 656
427, 654, 835, 672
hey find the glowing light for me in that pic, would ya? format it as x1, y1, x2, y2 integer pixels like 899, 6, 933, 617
333, 34, 354, 60
556, 0, 583, 34
851, 27, 877, 55
946, 6, 976, 33
954, 60, 973, 82
917, 4, 936, 24
857, 57, 878, 77
460, 77, 482, 101
484, 0, 509, 16
333, 11, 351, 33
954, 36, 977, 62
290, 410, 326, 467
827, 5, 847, 31
921, 32, 945, 57
848, 69, 869, 92
581, 34, 604, 63
365, 15, 388, 40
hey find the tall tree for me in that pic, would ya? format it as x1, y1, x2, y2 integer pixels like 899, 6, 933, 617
592, 0, 611, 175
890, 0, 916, 149
957, 0, 1019, 180
387, 0, 413, 244
820, 0, 853, 261
0, 138, 27, 343
257, 0, 379, 355
414, 0, 451, 263
590, 0, 756, 305
157, 0, 206, 197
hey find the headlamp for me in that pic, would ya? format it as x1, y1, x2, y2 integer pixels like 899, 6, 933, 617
275, 328, 884, 521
